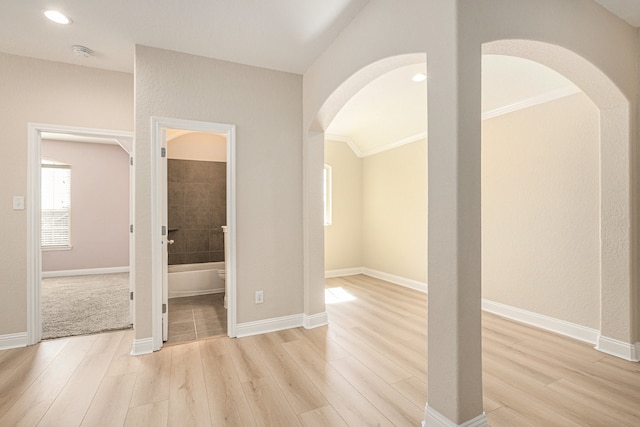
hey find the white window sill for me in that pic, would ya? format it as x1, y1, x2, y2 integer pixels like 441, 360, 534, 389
42, 245, 73, 252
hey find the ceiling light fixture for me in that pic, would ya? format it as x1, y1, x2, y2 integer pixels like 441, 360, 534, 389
412, 73, 427, 82
43, 10, 72, 25
72, 45, 94, 58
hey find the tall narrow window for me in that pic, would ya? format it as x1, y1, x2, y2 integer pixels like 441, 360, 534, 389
324, 164, 332, 226
41, 160, 71, 249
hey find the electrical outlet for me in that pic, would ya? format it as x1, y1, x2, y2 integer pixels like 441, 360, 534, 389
255, 290, 264, 304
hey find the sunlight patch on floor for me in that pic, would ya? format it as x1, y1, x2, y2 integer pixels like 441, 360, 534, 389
325, 287, 356, 304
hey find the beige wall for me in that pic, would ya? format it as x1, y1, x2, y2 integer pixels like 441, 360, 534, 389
324, 140, 362, 271
482, 92, 601, 328
326, 91, 600, 330
362, 140, 427, 283
41, 140, 130, 272
135, 46, 303, 337
324, 139, 427, 284
0, 52, 133, 336
167, 132, 226, 162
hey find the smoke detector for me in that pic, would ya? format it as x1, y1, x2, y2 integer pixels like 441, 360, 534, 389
72, 45, 94, 58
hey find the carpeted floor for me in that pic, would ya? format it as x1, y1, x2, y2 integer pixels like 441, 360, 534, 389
41, 273, 132, 339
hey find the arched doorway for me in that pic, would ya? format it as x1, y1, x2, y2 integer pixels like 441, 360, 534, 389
302, 4, 638, 425
304, 41, 635, 361
484, 40, 634, 360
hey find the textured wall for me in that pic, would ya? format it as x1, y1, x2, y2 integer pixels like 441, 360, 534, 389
167, 159, 226, 265
482, 92, 600, 328
135, 46, 303, 338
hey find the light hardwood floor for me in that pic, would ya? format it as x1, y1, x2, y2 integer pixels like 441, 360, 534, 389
1, 274, 639, 426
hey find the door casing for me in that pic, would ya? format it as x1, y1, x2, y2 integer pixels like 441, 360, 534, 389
150, 117, 237, 351
27, 123, 134, 344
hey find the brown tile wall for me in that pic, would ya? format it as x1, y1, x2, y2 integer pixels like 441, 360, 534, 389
167, 159, 226, 265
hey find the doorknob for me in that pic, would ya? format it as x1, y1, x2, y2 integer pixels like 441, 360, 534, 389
168, 239, 175, 245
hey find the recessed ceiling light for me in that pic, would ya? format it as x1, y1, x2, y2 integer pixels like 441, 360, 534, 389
412, 73, 427, 82
43, 10, 72, 25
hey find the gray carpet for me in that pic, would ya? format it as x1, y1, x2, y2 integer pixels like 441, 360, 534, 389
41, 273, 132, 339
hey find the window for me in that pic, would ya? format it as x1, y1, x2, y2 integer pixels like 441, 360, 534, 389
41, 160, 71, 249
324, 164, 332, 226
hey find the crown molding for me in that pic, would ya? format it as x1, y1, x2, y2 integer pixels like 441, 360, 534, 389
482, 85, 581, 120
328, 85, 580, 158
325, 134, 363, 157
361, 132, 426, 157
326, 132, 426, 158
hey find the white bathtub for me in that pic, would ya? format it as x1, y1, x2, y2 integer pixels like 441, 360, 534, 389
168, 261, 225, 299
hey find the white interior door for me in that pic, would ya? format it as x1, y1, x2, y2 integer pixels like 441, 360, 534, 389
161, 128, 169, 342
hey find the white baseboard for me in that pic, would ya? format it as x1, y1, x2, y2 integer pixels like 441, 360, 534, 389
236, 314, 304, 338
424, 405, 487, 427
304, 312, 328, 329
130, 337, 154, 356
169, 288, 224, 299
42, 266, 130, 278
362, 268, 428, 293
325, 267, 428, 293
0, 332, 28, 350
481, 299, 599, 345
325, 268, 363, 278
596, 335, 640, 362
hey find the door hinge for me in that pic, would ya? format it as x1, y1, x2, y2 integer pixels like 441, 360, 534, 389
130, 156, 134, 166
161, 147, 166, 157
162, 303, 167, 314
130, 224, 133, 233
130, 291, 134, 300
161, 225, 166, 236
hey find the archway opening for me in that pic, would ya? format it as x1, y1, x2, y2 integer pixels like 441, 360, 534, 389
308, 39, 634, 361
324, 59, 428, 292
484, 40, 634, 360
481, 53, 601, 342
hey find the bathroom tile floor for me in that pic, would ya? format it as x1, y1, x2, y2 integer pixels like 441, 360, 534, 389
166, 293, 226, 344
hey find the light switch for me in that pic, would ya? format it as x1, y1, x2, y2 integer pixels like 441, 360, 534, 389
13, 196, 25, 210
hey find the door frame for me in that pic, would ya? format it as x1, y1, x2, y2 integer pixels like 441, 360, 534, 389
27, 123, 134, 345
150, 117, 237, 351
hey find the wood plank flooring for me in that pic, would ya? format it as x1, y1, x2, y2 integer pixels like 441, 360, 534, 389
1, 274, 639, 426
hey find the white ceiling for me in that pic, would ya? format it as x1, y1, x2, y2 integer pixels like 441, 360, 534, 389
0, 0, 368, 74
1, 1, 636, 75
2, 1, 637, 156
326, 63, 428, 157
326, 55, 579, 156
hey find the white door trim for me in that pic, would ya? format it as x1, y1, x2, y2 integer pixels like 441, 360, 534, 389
150, 117, 237, 351
27, 123, 134, 345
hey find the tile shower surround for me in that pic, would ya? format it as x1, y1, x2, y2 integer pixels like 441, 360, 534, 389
167, 159, 226, 265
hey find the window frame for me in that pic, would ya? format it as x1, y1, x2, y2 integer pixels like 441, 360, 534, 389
324, 164, 332, 226
41, 161, 72, 250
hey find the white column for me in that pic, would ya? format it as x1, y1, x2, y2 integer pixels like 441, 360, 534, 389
424, 1, 486, 426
